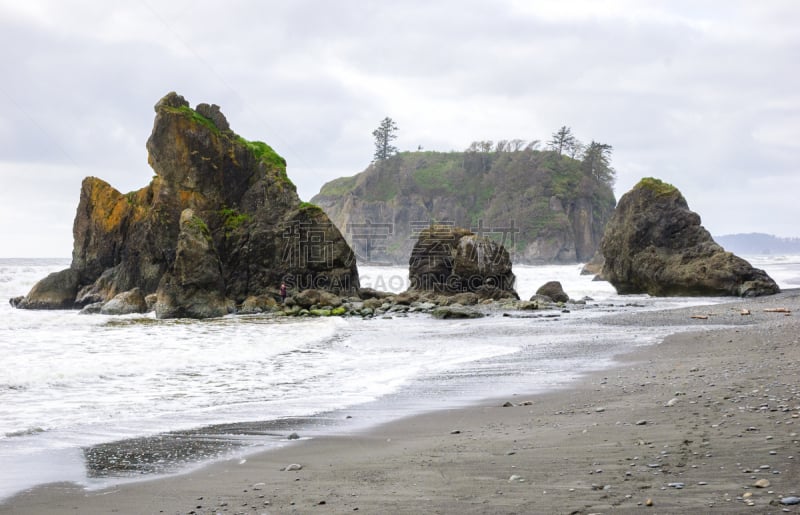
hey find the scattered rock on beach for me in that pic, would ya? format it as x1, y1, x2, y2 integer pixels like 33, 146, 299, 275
283, 463, 303, 471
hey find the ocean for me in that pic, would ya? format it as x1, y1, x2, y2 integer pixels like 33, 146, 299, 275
1, 256, 799, 500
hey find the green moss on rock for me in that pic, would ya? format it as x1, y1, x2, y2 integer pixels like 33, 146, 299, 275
163, 105, 221, 135
298, 201, 323, 214
218, 207, 251, 232
636, 177, 678, 196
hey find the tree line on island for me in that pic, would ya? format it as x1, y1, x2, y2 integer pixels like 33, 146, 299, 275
372, 117, 616, 189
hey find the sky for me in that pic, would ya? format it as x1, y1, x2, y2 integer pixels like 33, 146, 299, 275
1, 1, 798, 257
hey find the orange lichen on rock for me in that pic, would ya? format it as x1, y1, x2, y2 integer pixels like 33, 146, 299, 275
84, 178, 131, 233
178, 189, 206, 209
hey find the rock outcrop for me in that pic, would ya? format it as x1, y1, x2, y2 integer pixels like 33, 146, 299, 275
408, 225, 518, 299
600, 178, 779, 297
312, 149, 616, 265
16, 92, 359, 317
154, 209, 230, 319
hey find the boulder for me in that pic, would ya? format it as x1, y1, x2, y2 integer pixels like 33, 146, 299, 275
535, 281, 569, 303
600, 178, 779, 297
15, 92, 359, 316
293, 289, 343, 309
14, 268, 80, 310
239, 295, 278, 314
155, 209, 230, 319
79, 302, 104, 315
100, 288, 148, 315
580, 252, 605, 277
431, 306, 485, 319
408, 225, 517, 299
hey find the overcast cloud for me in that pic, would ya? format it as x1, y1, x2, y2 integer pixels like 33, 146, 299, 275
1, 0, 798, 257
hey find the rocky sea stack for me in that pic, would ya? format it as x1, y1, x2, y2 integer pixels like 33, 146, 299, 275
14, 92, 359, 317
600, 178, 779, 297
408, 225, 518, 300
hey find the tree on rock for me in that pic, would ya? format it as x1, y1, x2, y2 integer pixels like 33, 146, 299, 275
372, 117, 399, 162
582, 141, 615, 186
547, 126, 578, 157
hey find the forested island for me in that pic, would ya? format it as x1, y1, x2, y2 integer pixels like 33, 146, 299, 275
312, 125, 617, 265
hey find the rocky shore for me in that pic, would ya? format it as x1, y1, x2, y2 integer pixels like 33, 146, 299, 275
3, 290, 798, 514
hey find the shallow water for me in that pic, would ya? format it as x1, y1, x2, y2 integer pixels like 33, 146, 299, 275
1, 256, 797, 499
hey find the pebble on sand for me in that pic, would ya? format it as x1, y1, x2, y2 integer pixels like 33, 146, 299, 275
753, 478, 770, 488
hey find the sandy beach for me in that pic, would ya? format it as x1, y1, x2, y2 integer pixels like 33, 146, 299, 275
2, 290, 799, 514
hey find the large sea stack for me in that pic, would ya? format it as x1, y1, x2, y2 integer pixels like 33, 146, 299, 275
600, 178, 779, 297
14, 92, 359, 317
408, 225, 518, 300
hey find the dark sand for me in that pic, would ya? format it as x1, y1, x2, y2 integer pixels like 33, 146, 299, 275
2, 291, 799, 514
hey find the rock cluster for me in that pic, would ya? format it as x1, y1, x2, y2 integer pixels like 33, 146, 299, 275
599, 178, 779, 297
407, 225, 518, 300
14, 93, 359, 317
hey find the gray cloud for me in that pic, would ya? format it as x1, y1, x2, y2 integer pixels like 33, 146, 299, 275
1, 1, 799, 257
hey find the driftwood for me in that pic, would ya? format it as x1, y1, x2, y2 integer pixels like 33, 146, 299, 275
690, 314, 709, 320
763, 308, 791, 313
740, 309, 751, 316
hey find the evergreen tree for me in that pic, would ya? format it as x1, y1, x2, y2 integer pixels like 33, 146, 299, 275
372, 117, 399, 162
547, 126, 577, 156
582, 141, 615, 186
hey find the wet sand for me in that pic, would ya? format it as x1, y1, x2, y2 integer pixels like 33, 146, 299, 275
2, 291, 799, 514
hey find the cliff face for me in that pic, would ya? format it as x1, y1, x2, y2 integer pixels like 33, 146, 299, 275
311, 150, 615, 265
600, 178, 779, 297
17, 92, 358, 314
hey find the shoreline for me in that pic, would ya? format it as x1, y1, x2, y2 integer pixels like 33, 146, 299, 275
2, 291, 799, 514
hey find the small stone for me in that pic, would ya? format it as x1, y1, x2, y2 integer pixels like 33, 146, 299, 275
645, 498, 653, 506
450, 429, 462, 434
668, 482, 685, 489
754, 478, 770, 488
509, 474, 523, 482
284, 463, 303, 471
502, 401, 515, 407
595, 407, 606, 412
635, 420, 648, 425
287, 432, 300, 440
780, 496, 800, 505
666, 398, 679, 407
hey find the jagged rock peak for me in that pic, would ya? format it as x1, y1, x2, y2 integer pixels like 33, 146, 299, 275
15, 92, 359, 316
155, 91, 189, 110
